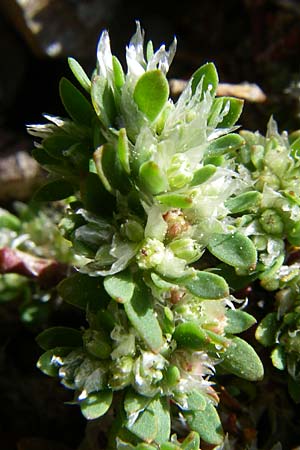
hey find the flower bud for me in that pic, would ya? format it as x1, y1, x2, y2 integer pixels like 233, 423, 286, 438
259, 209, 284, 235
136, 238, 165, 269
168, 238, 202, 263
167, 154, 193, 189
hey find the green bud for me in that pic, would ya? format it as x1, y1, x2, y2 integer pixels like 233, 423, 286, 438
259, 209, 284, 235
168, 238, 202, 263
167, 154, 193, 189
165, 365, 180, 387
136, 238, 165, 270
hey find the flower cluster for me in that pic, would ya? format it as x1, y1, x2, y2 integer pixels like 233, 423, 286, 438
29, 22, 268, 449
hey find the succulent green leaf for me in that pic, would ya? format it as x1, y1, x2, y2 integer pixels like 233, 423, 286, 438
219, 336, 264, 381
68, 57, 91, 93
189, 164, 216, 186
191, 62, 218, 98
184, 402, 223, 445
58, 273, 108, 310
43, 134, 78, 159
133, 70, 169, 121
225, 309, 256, 334
118, 128, 131, 175
124, 283, 163, 353
36, 326, 83, 350
205, 134, 244, 158
209, 97, 243, 129
126, 396, 170, 445
271, 346, 286, 370
33, 179, 74, 202
0, 209, 21, 231
139, 161, 168, 195
225, 191, 262, 214
155, 192, 194, 209
104, 270, 135, 304
180, 432, 200, 450
59, 77, 94, 126
80, 389, 113, 420
36, 347, 71, 377
173, 322, 209, 350
255, 312, 278, 347
186, 390, 207, 411
112, 55, 125, 89
207, 232, 257, 270
80, 172, 116, 215
92, 75, 116, 126
179, 270, 229, 299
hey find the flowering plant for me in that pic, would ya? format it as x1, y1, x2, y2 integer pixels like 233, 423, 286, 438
26, 22, 300, 449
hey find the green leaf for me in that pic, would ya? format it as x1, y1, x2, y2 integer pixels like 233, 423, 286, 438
219, 336, 264, 381
59, 77, 94, 126
112, 55, 125, 89
124, 283, 163, 353
94, 143, 130, 194
36, 326, 83, 350
225, 191, 262, 214
155, 192, 194, 209
179, 270, 229, 299
217, 97, 244, 128
58, 273, 108, 310
207, 232, 257, 270
133, 70, 169, 121
205, 134, 245, 158
126, 396, 170, 445
80, 389, 113, 420
184, 402, 223, 445
118, 128, 131, 175
0, 209, 21, 231
43, 134, 78, 159
225, 309, 256, 334
91, 75, 117, 126
104, 270, 135, 304
33, 179, 74, 202
271, 346, 286, 370
181, 432, 200, 450
139, 161, 168, 195
186, 390, 207, 411
255, 312, 278, 347
173, 322, 209, 350
80, 172, 116, 215
68, 57, 91, 93
191, 62, 218, 98
36, 347, 71, 376
189, 164, 216, 187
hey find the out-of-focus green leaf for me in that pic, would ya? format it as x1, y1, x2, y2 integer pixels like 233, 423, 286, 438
36, 326, 83, 350
80, 389, 113, 419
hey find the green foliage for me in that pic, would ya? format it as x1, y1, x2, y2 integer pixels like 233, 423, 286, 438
24, 20, 300, 450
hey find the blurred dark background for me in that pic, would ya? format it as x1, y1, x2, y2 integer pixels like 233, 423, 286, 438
1, 1, 300, 449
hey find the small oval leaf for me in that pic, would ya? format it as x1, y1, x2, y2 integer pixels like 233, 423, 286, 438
59, 77, 94, 126
33, 179, 74, 202
36, 326, 83, 350
173, 322, 209, 350
80, 389, 113, 420
58, 273, 108, 310
219, 336, 264, 381
189, 164, 216, 187
255, 312, 278, 347
225, 309, 256, 334
104, 270, 135, 304
179, 270, 229, 299
184, 402, 223, 445
208, 232, 257, 270
68, 57, 91, 93
133, 70, 169, 121
191, 62, 219, 98
225, 191, 262, 214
